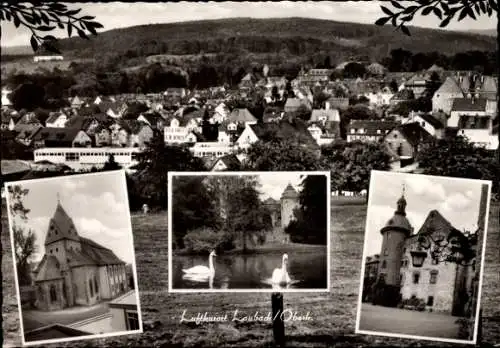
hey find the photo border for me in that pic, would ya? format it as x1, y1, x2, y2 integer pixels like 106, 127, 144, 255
168, 171, 331, 293
354, 170, 492, 345
4, 170, 144, 347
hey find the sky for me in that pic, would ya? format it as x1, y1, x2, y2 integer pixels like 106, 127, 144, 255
363, 171, 490, 258
257, 172, 304, 201
6, 171, 137, 265
1, 1, 496, 47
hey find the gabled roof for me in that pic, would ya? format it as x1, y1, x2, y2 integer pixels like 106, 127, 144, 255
34, 255, 63, 282
13, 124, 43, 140
479, 76, 497, 93
417, 209, 461, 237
45, 112, 66, 124
229, 108, 257, 123
451, 98, 487, 112
394, 122, 433, 146
77, 237, 125, 266
33, 127, 84, 143
416, 113, 444, 129
434, 76, 464, 96
347, 120, 398, 135
210, 154, 241, 171
310, 109, 340, 122
248, 120, 319, 148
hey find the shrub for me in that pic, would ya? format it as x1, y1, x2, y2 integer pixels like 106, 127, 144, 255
183, 228, 234, 254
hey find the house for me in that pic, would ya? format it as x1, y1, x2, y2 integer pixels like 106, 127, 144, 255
107, 290, 140, 332
449, 97, 488, 128
432, 77, 465, 114
45, 112, 68, 128
239, 73, 256, 90
33, 128, 92, 148
109, 122, 130, 147
213, 102, 230, 123
2, 87, 12, 107
384, 122, 433, 160
310, 109, 340, 124
284, 98, 311, 114
14, 124, 43, 146
122, 120, 154, 148
403, 112, 445, 138
457, 112, 497, 150
164, 116, 201, 144
401, 74, 429, 98
164, 88, 187, 98
263, 106, 284, 123
364, 89, 394, 107
210, 154, 241, 171
346, 120, 398, 143
190, 141, 234, 159
325, 97, 349, 110
476, 76, 497, 101
70, 96, 85, 109
33, 199, 129, 311
228, 108, 258, 126
136, 113, 165, 130
1, 112, 18, 131
390, 89, 415, 106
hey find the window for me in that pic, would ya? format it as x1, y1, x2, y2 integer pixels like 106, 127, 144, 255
89, 279, 93, 297
393, 133, 397, 138
413, 272, 420, 284
427, 296, 434, 306
56, 248, 58, 252
383, 248, 388, 256
431, 258, 439, 265
378, 273, 386, 283
381, 260, 387, 269
94, 276, 99, 294
50, 285, 57, 302
400, 273, 405, 285
126, 311, 140, 330
430, 270, 438, 284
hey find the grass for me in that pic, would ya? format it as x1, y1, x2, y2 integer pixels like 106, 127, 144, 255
2, 203, 499, 347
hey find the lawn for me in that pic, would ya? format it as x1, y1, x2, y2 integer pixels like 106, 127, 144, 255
2, 203, 499, 348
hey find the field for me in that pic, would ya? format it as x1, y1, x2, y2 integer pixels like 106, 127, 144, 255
2, 202, 499, 347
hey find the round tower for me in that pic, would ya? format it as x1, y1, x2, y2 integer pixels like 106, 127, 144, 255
378, 187, 412, 287
280, 183, 299, 229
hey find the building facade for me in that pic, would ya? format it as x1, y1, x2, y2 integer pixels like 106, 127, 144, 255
33, 200, 129, 311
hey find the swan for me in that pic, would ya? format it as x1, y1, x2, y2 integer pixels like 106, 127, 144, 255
272, 253, 291, 285
182, 250, 216, 277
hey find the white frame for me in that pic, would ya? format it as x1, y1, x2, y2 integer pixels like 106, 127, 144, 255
168, 171, 331, 293
355, 170, 492, 345
4, 170, 143, 346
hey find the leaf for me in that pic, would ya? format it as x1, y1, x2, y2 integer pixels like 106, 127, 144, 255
57, 22, 64, 29
441, 2, 450, 13
466, 6, 477, 19
433, 7, 442, 19
36, 25, 57, 31
489, 0, 498, 11
40, 12, 50, 24
87, 21, 104, 29
87, 24, 98, 36
422, 6, 433, 15
65, 9, 82, 16
31, 10, 41, 25
390, 1, 405, 9
401, 15, 414, 21
30, 35, 39, 52
403, 5, 418, 14
80, 16, 95, 20
67, 22, 72, 37
13, 13, 20, 28
49, 3, 67, 11
77, 29, 89, 40
400, 25, 411, 36
375, 17, 391, 26
381, 5, 394, 16
42, 35, 57, 41
440, 15, 452, 27
458, 7, 468, 21
479, 1, 486, 13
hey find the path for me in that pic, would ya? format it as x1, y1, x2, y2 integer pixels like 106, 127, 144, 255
22, 302, 110, 332
359, 304, 463, 339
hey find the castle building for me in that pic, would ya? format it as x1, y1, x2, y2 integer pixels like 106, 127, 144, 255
280, 183, 299, 228
33, 198, 129, 311
373, 188, 476, 315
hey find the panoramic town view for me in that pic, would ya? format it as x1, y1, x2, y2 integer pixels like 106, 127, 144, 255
1, 1, 499, 347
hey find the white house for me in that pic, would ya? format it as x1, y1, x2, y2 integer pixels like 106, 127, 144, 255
235, 124, 260, 149
403, 112, 444, 138
2, 87, 12, 107
449, 98, 488, 128
45, 113, 68, 128
164, 117, 201, 144
33, 55, 64, 62
432, 77, 464, 114
364, 90, 394, 107
190, 142, 234, 159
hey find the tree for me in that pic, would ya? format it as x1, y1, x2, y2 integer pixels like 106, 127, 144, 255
417, 136, 499, 196
0, 3, 103, 53
322, 140, 392, 193
133, 132, 206, 209
10, 83, 46, 111
7, 185, 37, 286
243, 138, 324, 171
285, 175, 328, 244
102, 154, 122, 171
343, 62, 367, 78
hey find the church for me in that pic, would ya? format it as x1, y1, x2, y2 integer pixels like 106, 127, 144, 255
32, 198, 129, 311
367, 188, 477, 316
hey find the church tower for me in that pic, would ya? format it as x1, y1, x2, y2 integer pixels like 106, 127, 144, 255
280, 183, 299, 228
378, 186, 413, 287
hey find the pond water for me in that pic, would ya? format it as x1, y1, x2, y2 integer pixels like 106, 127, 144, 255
172, 250, 327, 290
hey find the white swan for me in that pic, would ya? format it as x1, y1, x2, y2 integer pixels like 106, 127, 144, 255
182, 250, 216, 277
272, 253, 291, 285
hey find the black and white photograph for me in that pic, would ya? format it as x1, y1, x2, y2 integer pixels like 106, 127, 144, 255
168, 172, 330, 292
5, 171, 142, 346
1, 1, 499, 347
356, 171, 491, 344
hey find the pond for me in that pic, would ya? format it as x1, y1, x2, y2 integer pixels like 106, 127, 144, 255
171, 250, 328, 290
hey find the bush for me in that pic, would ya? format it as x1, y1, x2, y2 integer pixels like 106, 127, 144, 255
402, 296, 426, 311
183, 228, 234, 254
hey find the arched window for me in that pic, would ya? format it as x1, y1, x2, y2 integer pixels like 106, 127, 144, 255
89, 279, 93, 297
94, 276, 99, 294
50, 285, 57, 302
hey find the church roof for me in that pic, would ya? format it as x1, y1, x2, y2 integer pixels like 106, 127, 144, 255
45, 202, 80, 245
281, 183, 299, 199
34, 255, 63, 282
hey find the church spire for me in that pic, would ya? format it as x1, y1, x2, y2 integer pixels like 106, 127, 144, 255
395, 183, 407, 216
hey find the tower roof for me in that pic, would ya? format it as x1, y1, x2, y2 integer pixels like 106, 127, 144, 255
44, 201, 80, 245
281, 183, 298, 199
380, 188, 412, 236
